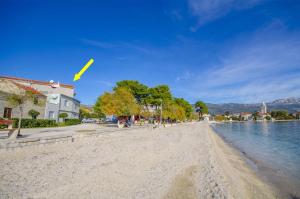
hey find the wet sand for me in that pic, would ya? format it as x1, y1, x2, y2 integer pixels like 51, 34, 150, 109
0, 122, 278, 198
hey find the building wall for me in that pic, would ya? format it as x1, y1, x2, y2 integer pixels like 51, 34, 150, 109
45, 95, 60, 121
12, 98, 46, 119
15, 81, 75, 97
59, 95, 80, 119
145, 105, 159, 113
0, 92, 46, 119
44, 94, 80, 121
0, 77, 80, 121
0, 95, 7, 118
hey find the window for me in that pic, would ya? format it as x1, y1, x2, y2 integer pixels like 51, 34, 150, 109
3, 108, 12, 119
64, 100, 69, 107
48, 111, 55, 119
33, 96, 39, 105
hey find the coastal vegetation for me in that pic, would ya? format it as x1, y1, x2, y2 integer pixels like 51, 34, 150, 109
94, 80, 203, 121
195, 101, 208, 114
214, 115, 226, 122
195, 100, 209, 119
214, 109, 299, 122
80, 106, 104, 119
270, 110, 295, 120
95, 87, 139, 117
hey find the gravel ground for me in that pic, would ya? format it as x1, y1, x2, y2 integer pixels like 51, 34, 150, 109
0, 122, 278, 199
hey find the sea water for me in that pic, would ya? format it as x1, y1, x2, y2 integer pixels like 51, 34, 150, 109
211, 121, 300, 198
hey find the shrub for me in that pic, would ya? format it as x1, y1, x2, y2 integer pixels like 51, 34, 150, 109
59, 112, 68, 121
0, 117, 9, 129
0, 124, 7, 129
230, 116, 241, 121
28, 109, 40, 119
64, 119, 81, 125
265, 116, 272, 120
215, 115, 226, 121
59, 113, 68, 118
12, 118, 57, 128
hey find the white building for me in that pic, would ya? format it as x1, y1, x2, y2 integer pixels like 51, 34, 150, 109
240, 112, 252, 121
261, 102, 267, 114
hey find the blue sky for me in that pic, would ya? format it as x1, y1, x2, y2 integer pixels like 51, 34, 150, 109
1, 0, 300, 104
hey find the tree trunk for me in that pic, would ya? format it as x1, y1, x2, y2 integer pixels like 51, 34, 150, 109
199, 111, 203, 121
144, 102, 150, 120
17, 106, 23, 136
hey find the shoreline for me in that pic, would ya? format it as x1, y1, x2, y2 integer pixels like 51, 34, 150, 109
213, 119, 300, 123
210, 123, 300, 199
206, 123, 280, 199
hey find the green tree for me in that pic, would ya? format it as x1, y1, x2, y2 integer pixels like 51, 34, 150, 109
28, 109, 40, 119
80, 106, 105, 119
59, 113, 68, 122
265, 115, 272, 121
114, 80, 149, 104
271, 110, 294, 120
79, 106, 90, 119
7, 91, 43, 136
215, 115, 226, 121
174, 98, 193, 119
230, 115, 240, 121
147, 85, 172, 106
94, 87, 139, 117
194, 101, 208, 120
162, 101, 186, 121
194, 101, 208, 114
252, 112, 259, 121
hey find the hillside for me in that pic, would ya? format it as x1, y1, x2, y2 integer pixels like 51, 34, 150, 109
207, 98, 300, 115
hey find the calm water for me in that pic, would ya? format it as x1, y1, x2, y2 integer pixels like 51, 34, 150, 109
211, 121, 300, 198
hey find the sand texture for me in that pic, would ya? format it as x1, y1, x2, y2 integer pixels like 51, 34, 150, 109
0, 122, 278, 199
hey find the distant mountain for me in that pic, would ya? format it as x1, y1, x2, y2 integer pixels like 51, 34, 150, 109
207, 98, 300, 115
272, 97, 300, 104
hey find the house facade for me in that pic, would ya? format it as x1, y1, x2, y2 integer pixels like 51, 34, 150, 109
46, 94, 80, 121
0, 79, 46, 119
145, 104, 160, 113
0, 76, 80, 121
240, 112, 252, 121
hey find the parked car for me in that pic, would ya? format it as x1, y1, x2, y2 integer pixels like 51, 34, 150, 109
81, 118, 97, 123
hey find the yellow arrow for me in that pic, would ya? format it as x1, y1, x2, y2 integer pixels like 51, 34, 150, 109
73, 58, 94, 81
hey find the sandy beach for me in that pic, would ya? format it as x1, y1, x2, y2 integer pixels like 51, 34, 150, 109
0, 122, 278, 199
